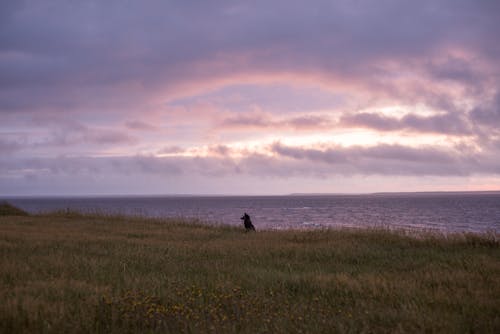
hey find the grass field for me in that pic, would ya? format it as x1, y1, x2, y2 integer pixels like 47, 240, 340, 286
0, 204, 499, 333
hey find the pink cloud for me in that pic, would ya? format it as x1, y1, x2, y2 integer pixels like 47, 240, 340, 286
2, 1, 500, 195
217, 111, 336, 132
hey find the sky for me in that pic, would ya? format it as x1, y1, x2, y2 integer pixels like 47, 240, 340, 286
1, 0, 500, 196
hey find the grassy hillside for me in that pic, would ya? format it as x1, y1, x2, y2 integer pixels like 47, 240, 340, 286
0, 209, 498, 333
0, 201, 29, 216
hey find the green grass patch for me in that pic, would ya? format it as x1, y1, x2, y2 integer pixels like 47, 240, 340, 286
0, 213, 498, 333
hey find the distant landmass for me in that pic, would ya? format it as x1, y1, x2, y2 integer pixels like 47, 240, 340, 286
289, 190, 500, 196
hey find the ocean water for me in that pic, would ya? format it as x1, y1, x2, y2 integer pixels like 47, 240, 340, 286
3, 193, 499, 233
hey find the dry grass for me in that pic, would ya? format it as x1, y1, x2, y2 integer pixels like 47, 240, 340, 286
0, 201, 29, 216
0, 210, 499, 333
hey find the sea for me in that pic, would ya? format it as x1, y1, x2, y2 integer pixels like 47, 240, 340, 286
2, 193, 499, 234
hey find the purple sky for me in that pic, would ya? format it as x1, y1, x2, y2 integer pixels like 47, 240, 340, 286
1, 0, 500, 195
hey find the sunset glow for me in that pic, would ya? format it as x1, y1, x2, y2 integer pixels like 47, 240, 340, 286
1, 1, 500, 195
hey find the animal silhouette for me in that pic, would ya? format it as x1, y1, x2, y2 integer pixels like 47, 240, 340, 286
240, 212, 256, 231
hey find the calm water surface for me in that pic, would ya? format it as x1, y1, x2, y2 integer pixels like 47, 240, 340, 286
3, 194, 499, 233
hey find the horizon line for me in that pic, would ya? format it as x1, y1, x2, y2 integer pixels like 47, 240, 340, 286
2, 190, 500, 198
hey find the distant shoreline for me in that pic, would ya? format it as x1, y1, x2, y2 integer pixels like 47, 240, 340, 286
290, 190, 500, 196
2, 190, 500, 199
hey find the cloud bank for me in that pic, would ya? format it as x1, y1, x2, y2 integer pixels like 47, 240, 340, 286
1, 0, 500, 194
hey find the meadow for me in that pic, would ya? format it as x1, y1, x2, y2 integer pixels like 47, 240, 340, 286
0, 202, 499, 333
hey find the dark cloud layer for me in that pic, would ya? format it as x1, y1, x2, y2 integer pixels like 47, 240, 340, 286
470, 91, 500, 127
340, 112, 473, 135
1, 141, 498, 180
1, 0, 499, 113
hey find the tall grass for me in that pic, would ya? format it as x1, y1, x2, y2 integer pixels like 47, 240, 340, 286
0, 201, 29, 216
0, 210, 498, 333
